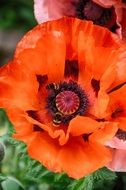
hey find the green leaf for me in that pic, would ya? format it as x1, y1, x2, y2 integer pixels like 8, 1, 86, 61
24, 156, 72, 189
8, 137, 25, 148
0, 0, 36, 31
0, 174, 7, 182
93, 167, 117, 181
68, 175, 93, 190
25, 159, 52, 182
54, 173, 67, 182
1, 177, 24, 190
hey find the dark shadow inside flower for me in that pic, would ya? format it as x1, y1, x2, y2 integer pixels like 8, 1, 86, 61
116, 129, 126, 141
91, 78, 100, 97
83, 133, 91, 141
64, 59, 79, 80
111, 107, 124, 118
108, 81, 126, 94
36, 75, 48, 91
33, 124, 44, 132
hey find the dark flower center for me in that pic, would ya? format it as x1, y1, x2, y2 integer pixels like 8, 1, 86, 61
46, 81, 89, 125
76, 0, 116, 30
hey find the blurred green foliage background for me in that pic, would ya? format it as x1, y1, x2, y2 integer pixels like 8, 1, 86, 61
0, 0, 36, 31
0, 0, 126, 190
0, 0, 37, 66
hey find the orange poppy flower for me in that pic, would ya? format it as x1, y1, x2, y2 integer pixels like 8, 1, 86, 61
34, 0, 126, 39
0, 17, 125, 179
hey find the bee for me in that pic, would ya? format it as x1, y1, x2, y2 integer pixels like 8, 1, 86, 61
46, 83, 60, 91
53, 112, 62, 126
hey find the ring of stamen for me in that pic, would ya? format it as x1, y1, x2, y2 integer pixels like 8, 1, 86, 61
56, 91, 80, 115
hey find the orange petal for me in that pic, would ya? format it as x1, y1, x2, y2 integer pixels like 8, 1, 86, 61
77, 28, 120, 118
28, 132, 62, 173
111, 45, 126, 87
15, 17, 121, 81
106, 84, 126, 118
5, 108, 36, 144
93, 90, 109, 118
69, 116, 101, 136
0, 62, 39, 110
17, 32, 66, 82
23, 114, 69, 146
58, 138, 112, 179
28, 133, 112, 179
90, 122, 118, 144
78, 29, 119, 82
100, 51, 118, 90
6, 109, 33, 135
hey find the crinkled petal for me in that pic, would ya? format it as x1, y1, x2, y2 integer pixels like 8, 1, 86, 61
90, 122, 118, 144
23, 114, 69, 146
28, 132, 112, 179
69, 116, 101, 136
